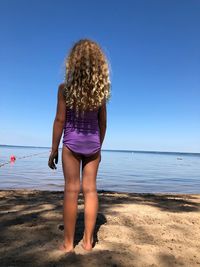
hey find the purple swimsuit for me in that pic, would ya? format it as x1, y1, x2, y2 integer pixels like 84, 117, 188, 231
62, 107, 101, 157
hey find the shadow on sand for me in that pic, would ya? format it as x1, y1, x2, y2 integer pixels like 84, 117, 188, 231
0, 189, 199, 266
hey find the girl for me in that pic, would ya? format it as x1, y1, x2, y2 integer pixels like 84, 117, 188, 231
48, 39, 111, 253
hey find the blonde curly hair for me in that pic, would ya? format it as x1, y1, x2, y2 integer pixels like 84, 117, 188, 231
63, 38, 111, 116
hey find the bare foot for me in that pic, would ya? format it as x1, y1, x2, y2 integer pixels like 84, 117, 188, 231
58, 243, 74, 253
81, 234, 94, 251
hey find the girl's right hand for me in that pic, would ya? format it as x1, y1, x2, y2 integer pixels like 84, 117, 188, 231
48, 149, 58, 169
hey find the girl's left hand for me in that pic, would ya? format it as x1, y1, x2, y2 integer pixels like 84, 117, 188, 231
48, 149, 58, 169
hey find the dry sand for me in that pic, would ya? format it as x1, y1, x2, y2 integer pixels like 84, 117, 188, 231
0, 189, 200, 267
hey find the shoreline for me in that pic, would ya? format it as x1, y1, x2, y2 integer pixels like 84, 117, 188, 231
1, 188, 200, 195
1, 189, 200, 267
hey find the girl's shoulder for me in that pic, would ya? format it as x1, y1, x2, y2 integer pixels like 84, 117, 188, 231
58, 82, 66, 89
58, 83, 67, 98
99, 97, 106, 110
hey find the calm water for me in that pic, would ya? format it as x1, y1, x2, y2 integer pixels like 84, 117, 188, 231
0, 145, 200, 193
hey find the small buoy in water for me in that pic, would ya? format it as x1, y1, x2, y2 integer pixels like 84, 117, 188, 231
177, 157, 183, 160
10, 155, 16, 162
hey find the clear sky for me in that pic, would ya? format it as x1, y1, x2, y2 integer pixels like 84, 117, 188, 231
0, 0, 199, 153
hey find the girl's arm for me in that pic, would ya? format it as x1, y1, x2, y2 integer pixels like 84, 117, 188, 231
98, 100, 107, 147
48, 84, 66, 169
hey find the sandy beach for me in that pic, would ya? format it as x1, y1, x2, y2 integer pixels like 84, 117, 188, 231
0, 189, 200, 267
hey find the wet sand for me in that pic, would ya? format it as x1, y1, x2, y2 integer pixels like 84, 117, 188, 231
0, 189, 200, 267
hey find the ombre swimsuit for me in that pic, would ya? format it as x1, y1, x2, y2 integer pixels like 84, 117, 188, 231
62, 107, 101, 157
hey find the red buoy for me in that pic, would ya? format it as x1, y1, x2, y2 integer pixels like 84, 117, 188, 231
10, 155, 16, 162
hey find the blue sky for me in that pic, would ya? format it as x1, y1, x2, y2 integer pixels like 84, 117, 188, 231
0, 0, 199, 153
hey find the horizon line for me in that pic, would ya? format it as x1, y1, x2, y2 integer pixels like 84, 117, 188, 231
0, 144, 199, 155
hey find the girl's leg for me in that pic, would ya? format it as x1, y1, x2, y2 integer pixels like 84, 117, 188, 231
81, 151, 101, 250
60, 145, 81, 252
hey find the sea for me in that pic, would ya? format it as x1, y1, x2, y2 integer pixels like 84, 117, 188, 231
0, 145, 200, 194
